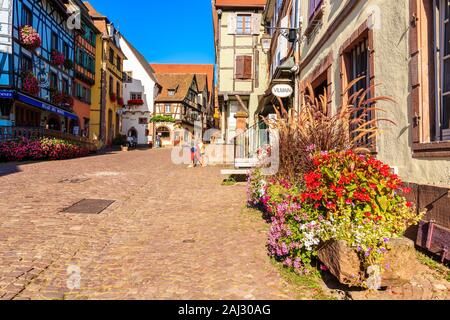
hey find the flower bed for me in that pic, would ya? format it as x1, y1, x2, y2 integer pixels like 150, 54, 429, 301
19, 25, 41, 51
0, 138, 89, 162
248, 150, 422, 286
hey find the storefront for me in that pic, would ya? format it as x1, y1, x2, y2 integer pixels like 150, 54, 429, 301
0, 89, 79, 134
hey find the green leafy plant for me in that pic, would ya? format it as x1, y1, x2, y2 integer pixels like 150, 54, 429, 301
150, 115, 176, 123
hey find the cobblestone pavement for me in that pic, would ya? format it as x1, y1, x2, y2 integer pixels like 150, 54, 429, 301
0, 149, 298, 300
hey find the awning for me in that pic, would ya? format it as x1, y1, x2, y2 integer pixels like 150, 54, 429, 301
17, 92, 78, 120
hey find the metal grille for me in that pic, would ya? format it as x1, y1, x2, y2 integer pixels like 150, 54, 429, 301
63, 199, 115, 215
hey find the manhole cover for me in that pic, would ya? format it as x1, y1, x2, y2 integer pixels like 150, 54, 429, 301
63, 199, 115, 214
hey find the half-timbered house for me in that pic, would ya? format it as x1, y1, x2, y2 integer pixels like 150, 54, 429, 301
153, 73, 203, 147
0, 0, 77, 135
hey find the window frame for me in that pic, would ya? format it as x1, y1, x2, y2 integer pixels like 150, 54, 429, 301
410, 0, 450, 157
236, 14, 252, 35
165, 104, 171, 114
22, 5, 32, 26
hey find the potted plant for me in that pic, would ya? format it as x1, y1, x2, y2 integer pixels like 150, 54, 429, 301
19, 25, 41, 51
117, 97, 124, 106
112, 135, 127, 151
21, 72, 40, 96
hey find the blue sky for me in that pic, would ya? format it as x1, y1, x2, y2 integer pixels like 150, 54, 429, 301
87, 0, 215, 64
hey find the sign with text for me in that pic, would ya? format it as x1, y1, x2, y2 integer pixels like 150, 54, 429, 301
272, 84, 293, 98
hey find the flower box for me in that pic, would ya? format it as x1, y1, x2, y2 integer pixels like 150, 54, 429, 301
21, 72, 40, 96
19, 25, 41, 51
117, 97, 124, 105
109, 93, 117, 102
127, 99, 144, 106
51, 50, 65, 66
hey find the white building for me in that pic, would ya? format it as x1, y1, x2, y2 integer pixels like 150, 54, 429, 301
119, 36, 160, 146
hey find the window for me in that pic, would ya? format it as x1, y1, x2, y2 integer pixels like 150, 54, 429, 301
50, 72, 58, 90
109, 48, 114, 64
109, 75, 114, 94
116, 82, 121, 98
21, 55, 32, 72
237, 14, 252, 35
116, 57, 121, 71
345, 37, 372, 146
51, 32, 58, 51
124, 71, 133, 83
235, 55, 252, 80
168, 89, 175, 96
22, 6, 32, 26
309, 0, 324, 21
130, 92, 142, 100
436, 0, 450, 135
139, 118, 148, 125
165, 104, 171, 114
62, 78, 69, 95
63, 42, 69, 60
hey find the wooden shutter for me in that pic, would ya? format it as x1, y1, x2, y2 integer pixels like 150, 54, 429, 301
409, 0, 421, 144
243, 56, 252, 79
252, 13, 261, 35
228, 13, 237, 34
235, 56, 244, 79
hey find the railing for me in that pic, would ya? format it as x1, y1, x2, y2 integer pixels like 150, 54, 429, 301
0, 126, 43, 143
0, 126, 97, 151
233, 122, 270, 160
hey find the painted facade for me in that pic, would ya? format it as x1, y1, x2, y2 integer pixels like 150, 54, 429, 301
212, 0, 269, 144
120, 35, 159, 146
71, 0, 99, 138
0, 0, 78, 133
85, 2, 125, 145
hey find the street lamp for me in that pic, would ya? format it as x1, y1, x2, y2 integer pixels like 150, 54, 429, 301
261, 27, 300, 53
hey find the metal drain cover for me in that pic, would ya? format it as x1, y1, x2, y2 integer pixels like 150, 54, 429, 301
63, 199, 115, 214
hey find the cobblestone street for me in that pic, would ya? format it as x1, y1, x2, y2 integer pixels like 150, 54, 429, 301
0, 149, 297, 300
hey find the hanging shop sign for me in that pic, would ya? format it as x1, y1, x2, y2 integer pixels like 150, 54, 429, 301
272, 84, 293, 98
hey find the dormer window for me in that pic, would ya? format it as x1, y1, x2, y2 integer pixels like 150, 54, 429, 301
168, 89, 175, 96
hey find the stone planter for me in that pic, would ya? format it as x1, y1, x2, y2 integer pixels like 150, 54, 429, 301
121, 146, 128, 152
318, 238, 421, 288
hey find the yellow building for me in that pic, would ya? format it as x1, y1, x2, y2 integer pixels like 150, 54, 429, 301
85, 2, 126, 146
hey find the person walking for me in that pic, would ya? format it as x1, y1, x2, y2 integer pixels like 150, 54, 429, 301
198, 140, 207, 167
189, 141, 197, 168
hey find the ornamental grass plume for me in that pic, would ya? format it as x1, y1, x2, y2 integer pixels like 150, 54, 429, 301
262, 77, 395, 183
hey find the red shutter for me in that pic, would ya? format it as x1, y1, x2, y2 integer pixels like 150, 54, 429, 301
235, 56, 244, 79
243, 56, 252, 79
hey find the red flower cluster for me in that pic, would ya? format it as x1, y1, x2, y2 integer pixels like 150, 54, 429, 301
110, 93, 117, 102
300, 151, 414, 220
51, 50, 65, 66
304, 172, 322, 189
127, 99, 144, 106
22, 73, 40, 96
